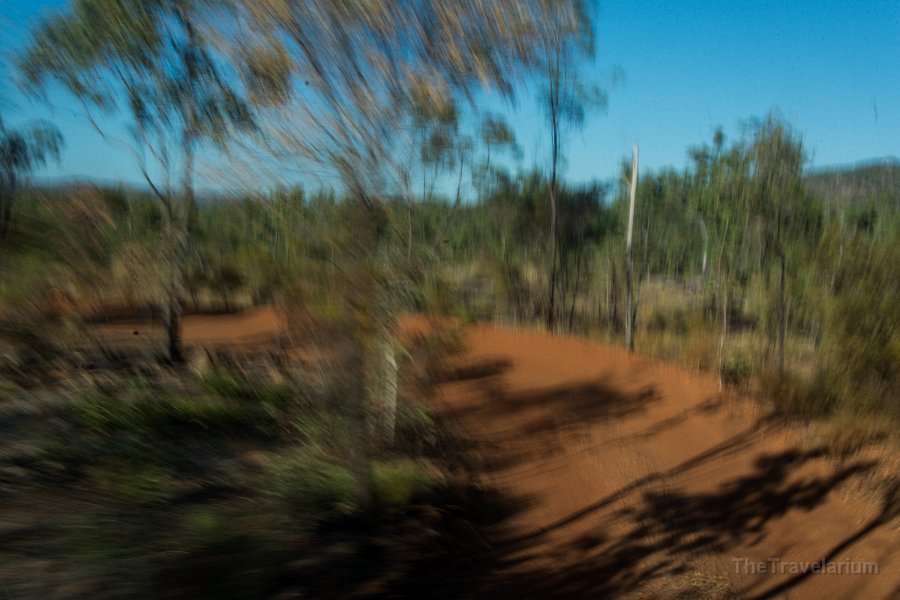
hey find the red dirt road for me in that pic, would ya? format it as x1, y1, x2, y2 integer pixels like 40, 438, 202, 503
90, 305, 283, 349
91, 310, 900, 598
434, 323, 900, 599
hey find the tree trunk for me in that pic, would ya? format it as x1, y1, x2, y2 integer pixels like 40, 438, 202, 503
625, 144, 638, 352
546, 63, 560, 333
165, 5, 200, 365
0, 200, 10, 239
697, 215, 709, 278
547, 170, 559, 332
718, 281, 728, 388
368, 318, 398, 445
407, 194, 413, 260
0, 176, 16, 239
165, 293, 184, 364
777, 248, 786, 374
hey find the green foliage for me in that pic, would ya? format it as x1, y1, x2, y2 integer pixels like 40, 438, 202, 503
647, 307, 691, 334
200, 369, 254, 399
265, 448, 360, 517
759, 369, 831, 419
721, 354, 752, 387
78, 387, 273, 440
373, 458, 439, 508
395, 402, 436, 438
201, 368, 300, 410
820, 220, 900, 419
0, 116, 63, 236
265, 449, 439, 520
292, 409, 353, 448
183, 508, 230, 543
0, 380, 19, 403
95, 461, 172, 505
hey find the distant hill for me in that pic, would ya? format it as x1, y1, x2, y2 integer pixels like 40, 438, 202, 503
805, 158, 900, 207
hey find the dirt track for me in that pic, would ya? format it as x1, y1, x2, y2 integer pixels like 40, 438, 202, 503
433, 323, 900, 599
90, 305, 284, 349
105, 310, 900, 598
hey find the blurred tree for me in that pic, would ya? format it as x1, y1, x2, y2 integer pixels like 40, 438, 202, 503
473, 114, 521, 199
747, 113, 807, 373
19, 0, 255, 363
237, 0, 582, 499
0, 116, 62, 237
535, 0, 603, 331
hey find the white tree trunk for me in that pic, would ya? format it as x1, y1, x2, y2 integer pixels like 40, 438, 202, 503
625, 144, 639, 352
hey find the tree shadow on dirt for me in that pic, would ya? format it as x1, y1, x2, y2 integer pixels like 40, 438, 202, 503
430, 356, 894, 599
465, 421, 884, 599
437, 358, 661, 472
737, 479, 900, 600
440, 406, 884, 599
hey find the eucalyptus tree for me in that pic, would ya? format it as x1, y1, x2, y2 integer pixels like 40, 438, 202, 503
747, 114, 807, 373
534, 0, 603, 331
474, 114, 521, 198
435, 113, 517, 265
19, 0, 254, 362
406, 93, 459, 260
234, 1, 571, 480
0, 116, 62, 238
687, 131, 754, 375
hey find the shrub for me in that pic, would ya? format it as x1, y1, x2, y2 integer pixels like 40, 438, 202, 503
647, 308, 690, 334
266, 448, 360, 517
721, 354, 752, 387
394, 402, 437, 453
759, 369, 832, 419
78, 389, 271, 439
0, 380, 19, 403
95, 462, 172, 505
183, 508, 231, 544
292, 410, 352, 447
256, 382, 300, 410
202, 368, 301, 410
816, 412, 890, 457
201, 370, 254, 400
373, 458, 439, 508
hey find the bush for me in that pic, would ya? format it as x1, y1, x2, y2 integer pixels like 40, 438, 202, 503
201, 370, 254, 399
393, 401, 438, 455
201, 368, 301, 410
95, 462, 172, 505
647, 308, 690, 334
0, 380, 19, 403
292, 410, 352, 447
759, 369, 832, 419
78, 389, 272, 438
257, 382, 300, 410
822, 231, 900, 421
266, 448, 360, 517
721, 354, 752, 387
816, 413, 890, 457
373, 458, 439, 508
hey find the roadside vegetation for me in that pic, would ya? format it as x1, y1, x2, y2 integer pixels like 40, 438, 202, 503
0, 0, 896, 597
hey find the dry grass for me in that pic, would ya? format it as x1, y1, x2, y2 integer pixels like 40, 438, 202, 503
642, 563, 736, 600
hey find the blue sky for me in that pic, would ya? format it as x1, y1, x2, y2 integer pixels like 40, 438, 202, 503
1, 0, 898, 191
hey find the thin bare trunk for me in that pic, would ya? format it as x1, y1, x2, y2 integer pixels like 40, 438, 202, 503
625, 144, 638, 352
568, 245, 584, 331
407, 195, 413, 260
697, 215, 708, 278
778, 249, 786, 374
546, 53, 560, 332
719, 282, 728, 389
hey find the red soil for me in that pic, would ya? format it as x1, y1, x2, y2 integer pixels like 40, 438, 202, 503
90, 305, 283, 349
434, 322, 900, 599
